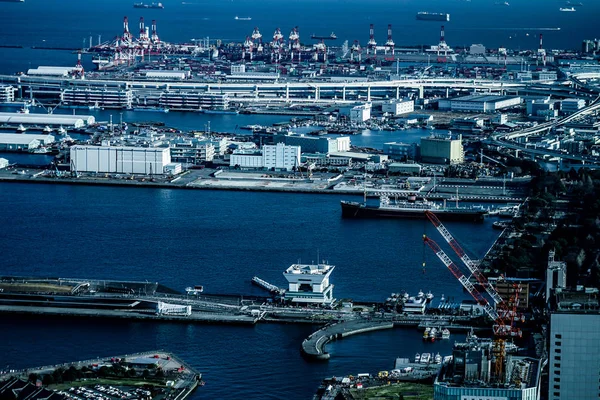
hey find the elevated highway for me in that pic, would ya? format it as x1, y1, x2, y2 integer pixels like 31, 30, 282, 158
0, 74, 525, 103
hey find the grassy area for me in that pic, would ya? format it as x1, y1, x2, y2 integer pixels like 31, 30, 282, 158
48, 378, 166, 391
348, 382, 434, 400
0, 282, 73, 293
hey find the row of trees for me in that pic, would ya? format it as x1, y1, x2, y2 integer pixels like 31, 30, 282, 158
27, 363, 166, 387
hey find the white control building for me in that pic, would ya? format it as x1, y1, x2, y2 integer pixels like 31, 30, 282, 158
283, 263, 335, 305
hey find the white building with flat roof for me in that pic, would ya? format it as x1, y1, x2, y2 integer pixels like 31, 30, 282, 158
283, 263, 335, 305
71, 145, 172, 175
382, 99, 414, 116
263, 143, 300, 171
438, 95, 521, 113
230, 143, 300, 171
350, 103, 372, 122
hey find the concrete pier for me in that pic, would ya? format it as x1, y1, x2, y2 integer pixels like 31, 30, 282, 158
301, 319, 394, 360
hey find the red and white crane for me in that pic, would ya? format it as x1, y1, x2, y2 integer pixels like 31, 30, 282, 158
423, 210, 521, 337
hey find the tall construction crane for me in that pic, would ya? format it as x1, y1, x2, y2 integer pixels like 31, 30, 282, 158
423, 210, 521, 337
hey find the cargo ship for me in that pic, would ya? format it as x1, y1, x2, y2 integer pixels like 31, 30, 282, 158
310, 32, 337, 40
340, 196, 486, 222
416, 12, 450, 21
133, 2, 164, 8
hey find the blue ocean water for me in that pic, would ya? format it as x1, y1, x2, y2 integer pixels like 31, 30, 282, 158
0, 0, 537, 397
0, 183, 496, 398
0, 0, 595, 74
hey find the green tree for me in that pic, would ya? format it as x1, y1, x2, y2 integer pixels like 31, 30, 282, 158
42, 374, 54, 386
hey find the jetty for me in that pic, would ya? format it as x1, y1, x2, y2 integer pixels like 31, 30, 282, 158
302, 319, 394, 360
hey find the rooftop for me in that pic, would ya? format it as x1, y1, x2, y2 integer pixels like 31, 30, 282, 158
554, 288, 600, 313
284, 263, 334, 275
451, 94, 519, 103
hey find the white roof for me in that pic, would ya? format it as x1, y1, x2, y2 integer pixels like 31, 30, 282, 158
285, 263, 334, 275
72, 145, 169, 153
0, 134, 52, 145
0, 112, 94, 127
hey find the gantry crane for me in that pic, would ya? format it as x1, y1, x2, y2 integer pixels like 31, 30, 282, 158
423, 210, 521, 337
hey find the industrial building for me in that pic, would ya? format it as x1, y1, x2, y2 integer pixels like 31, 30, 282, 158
169, 139, 215, 164
142, 70, 191, 80
434, 342, 541, 400
70, 145, 172, 174
382, 99, 414, 116
527, 99, 558, 119
387, 162, 422, 175
26, 66, 77, 77
283, 263, 335, 305
301, 153, 352, 167
0, 134, 55, 152
158, 92, 230, 111
274, 134, 351, 154
230, 143, 301, 171
0, 112, 95, 128
383, 142, 418, 160
469, 44, 486, 55
0, 85, 15, 103
561, 98, 586, 115
438, 95, 521, 113
61, 88, 134, 109
420, 133, 464, 164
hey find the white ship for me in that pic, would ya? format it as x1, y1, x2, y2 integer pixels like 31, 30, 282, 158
559, 7, 576, 11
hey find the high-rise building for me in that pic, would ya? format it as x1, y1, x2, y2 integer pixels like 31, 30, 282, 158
549, 289, 600, 400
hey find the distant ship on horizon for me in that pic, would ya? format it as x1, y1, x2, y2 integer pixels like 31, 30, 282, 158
416, 12, 450, 22
133, 2, 164, 8
559, 7, 576, 11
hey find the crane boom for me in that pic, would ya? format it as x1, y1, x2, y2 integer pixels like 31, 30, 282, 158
425, 211, 503, 305
423, 235, 499, 322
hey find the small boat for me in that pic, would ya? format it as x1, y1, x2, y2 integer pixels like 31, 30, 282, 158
423, 327, 431, 340
16, 124, 27, 133
415, 353, 421, 363
420, 353, 431, 364
57, 126, 67, 135
442, 328, 450, 339
234, 16, 252, 21
430, 327, 438, 342
417, 290, 424, 298
42, 125, 52, 133
426, 291, 434, 301
493, 220, 510, 230
440, 293, 445, 302
185, 285, 204, 295
434, 353, 442, 364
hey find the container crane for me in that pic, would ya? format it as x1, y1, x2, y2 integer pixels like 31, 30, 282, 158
423, 210, 521, 337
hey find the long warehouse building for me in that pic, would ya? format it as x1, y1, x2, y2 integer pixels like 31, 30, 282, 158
70, 145, 172, 175
0, 134, 55, 152
0, 112, 95, 128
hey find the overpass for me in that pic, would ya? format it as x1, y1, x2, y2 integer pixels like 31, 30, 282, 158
0, 74, 526, 103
